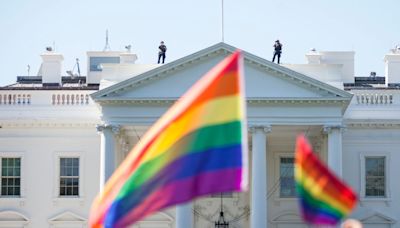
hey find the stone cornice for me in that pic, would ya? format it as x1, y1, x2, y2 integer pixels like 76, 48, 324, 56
96, 124, 121, 134
322, 125, 346, 134
0, 121, 99, 128
95, 97, 350, 106
248, 124, 272, 134
345, 122, 400, 129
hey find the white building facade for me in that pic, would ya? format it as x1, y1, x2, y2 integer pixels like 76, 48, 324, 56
0, 43, 399, 227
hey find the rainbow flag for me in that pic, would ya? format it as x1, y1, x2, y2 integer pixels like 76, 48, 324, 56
89, 51, 248, 228
295, 135, 357, 225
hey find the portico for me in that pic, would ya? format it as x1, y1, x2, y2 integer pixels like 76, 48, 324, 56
91, 43, 352, 228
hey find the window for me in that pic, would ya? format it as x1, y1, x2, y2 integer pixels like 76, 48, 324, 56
360, 152, 390, 201
280, 157, 296, 198
365, 157, 385, 197
1, 158, 21, 196
89, 57, 120, 71
59, 158, 79, 196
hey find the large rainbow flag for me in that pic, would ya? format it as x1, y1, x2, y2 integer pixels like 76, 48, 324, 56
89, 51, 248, 228
295, 135, 357, 225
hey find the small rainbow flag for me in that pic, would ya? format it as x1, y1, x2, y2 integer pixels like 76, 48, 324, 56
89, 51, 248, 228
295, 135, 357, 225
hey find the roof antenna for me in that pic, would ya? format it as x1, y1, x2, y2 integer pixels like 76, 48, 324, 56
76, 58, 81, 76
27, 65, 30, 76
66, 58, 81, 78
103, 29, 111, 51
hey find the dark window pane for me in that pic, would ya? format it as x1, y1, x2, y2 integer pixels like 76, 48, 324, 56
7, 186, 14, 195
72, 178, 79, 186
66, 167, 72, 176
14, 187, 20, 196
60, 187, 65, 196
73, 158, 79, 167
65, 178, 71, 186
15, 158, 20, 167
73, 187, 79, 196
73, 167, 79, 176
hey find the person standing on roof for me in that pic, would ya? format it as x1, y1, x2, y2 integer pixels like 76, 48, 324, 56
272, 40, 282, 64
158, 41, 167, 64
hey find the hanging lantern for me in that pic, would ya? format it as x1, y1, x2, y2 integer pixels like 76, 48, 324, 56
215, 193, 229, 228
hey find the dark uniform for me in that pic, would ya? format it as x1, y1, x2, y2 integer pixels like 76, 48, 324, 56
272, 40, 282, 64
158, 42, 167, 64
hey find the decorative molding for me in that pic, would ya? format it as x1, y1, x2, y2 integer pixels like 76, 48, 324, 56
0, 122, 98, 128
322, 125, 346, 134
95, 98, 350, 106
248, 124, 272, 134
0, 210, 29, 226
48, 211, 87, 225
346, 122, 400, 129
96, 124, 121, 135
359, 212, 396, 224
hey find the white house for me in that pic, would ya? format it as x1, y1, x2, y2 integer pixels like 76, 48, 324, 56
0, 42, 399, 228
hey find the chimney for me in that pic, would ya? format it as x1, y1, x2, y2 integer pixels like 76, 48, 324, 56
305, 48, 322, 64
384, 46, 400, 86
306, 50, 355, 83
39, 47, 64, 85
120, 52, 138, 64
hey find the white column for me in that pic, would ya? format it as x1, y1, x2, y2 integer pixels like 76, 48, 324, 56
250, 125, 271, 228
97, 124, 120, 191
176, 202, 193, 228
323, 125, 343, 177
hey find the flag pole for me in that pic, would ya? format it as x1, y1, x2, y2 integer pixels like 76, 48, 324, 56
221, 0, 224, 42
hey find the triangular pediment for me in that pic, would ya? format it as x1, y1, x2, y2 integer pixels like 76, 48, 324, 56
360, 212, 396, 224
92, 42, 351, 104
48, 211, 86, 223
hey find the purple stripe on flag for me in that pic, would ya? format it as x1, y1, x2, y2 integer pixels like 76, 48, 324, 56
116, 168, 242, 227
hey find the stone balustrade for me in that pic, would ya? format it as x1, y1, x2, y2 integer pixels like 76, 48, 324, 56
0, 91, 92, 106
51, 93, 90, 105
0, 93, 31, 105
355, 93, 394, 105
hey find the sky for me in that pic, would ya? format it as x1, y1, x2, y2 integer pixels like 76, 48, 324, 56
0, 0, 399, 86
